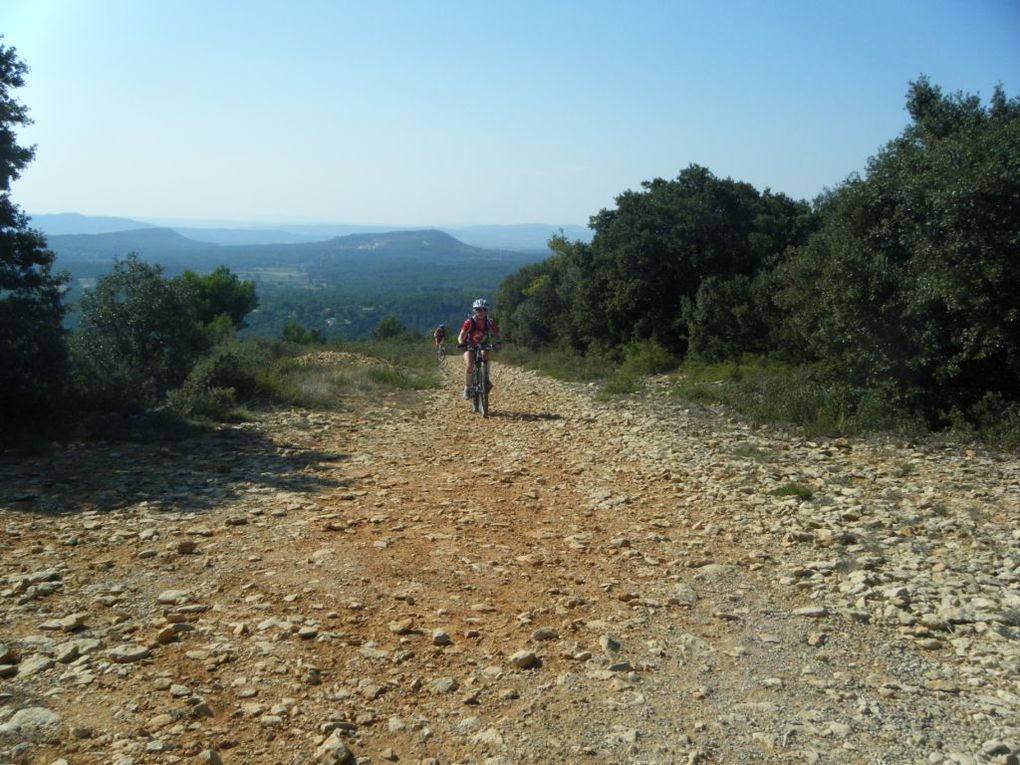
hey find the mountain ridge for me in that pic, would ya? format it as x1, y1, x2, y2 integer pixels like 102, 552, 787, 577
45, 227, 511, 266
29, 212, 591, 251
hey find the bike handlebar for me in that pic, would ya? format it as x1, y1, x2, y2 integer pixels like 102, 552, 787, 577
458, 342, 500, 350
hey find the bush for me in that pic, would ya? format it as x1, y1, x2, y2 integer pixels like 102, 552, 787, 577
165, 384, 242, 421
372, 315, 407, 340
686, 275, 771, 362
672, 358, 927, 438
162, 339, 307, 419
70, 255, 207, 412
187, 343, 263, 399
498, 342, 617, 383
619, 340, 678, 376
946, 393, 1020, 451
281, 321, 324, 344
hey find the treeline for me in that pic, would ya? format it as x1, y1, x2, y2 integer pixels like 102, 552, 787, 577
496, 78, 1020, 438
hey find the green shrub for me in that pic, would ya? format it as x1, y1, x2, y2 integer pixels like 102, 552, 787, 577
163, 340, 280, 420
686, 275, 770, 362
70, 255, 207, 412
671, 380, 727, 405
281, 321, 324, 344
599, 373, 641, 396
187, 343, 261, 399
499, 342, 617, 383
671, 358, 926, 438
165, 384, 244, 421
619, 340, 679, 376
372, 315, 407, 340
732, 444, 775, 462
946, 393, 1020, 451
771, 483, 814, 500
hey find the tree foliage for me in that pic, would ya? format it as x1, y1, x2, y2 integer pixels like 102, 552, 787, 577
70, 255, 259, 413
0, 40, 69, 433
178, 265, 258, 329
280, 320, 324, 344
497, 167, 815, 356
70, 255, 206, 411
372, 315, 408, 340
775, 77, 1020, 420
685, 274, 771, 362
583, 166, 814, 353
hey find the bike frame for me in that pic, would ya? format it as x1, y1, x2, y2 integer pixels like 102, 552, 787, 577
466, 343, 496, 417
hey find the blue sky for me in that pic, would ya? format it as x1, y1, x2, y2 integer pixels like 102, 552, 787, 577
3, 0, 1019, 227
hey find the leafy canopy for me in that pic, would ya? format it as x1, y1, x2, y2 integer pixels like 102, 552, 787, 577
0, 39, 68, 433
775, 77, 1020, 420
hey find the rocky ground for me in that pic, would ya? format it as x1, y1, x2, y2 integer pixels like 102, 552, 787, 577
1, 352, 1018, 765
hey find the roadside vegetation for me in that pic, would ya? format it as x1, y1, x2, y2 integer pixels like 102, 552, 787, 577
496, 78, 1020, 451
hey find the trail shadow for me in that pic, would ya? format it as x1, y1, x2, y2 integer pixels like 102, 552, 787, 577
0, 423, 353, 516
487, 411, 563, 422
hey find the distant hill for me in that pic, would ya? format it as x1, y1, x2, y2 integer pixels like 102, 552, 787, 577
172, 227, 325, 246
30, 213, 591, 251
47, 227, 541, 282
29, 212, 156, 235
48, 227, 547, 339
47, 228, 216, 262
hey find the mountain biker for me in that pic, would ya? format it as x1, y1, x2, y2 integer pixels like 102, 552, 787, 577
458, 298, 500, 398
433, 323, 447, 351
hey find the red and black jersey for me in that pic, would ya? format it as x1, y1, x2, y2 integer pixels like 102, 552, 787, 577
460, 315, 499, 347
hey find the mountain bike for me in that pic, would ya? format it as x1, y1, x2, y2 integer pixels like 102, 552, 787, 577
461, 342, 498, 417
436, 342, 447, 363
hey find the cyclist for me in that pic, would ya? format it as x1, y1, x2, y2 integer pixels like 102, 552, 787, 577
433, 323, 447, 353
458, 298, 500, 398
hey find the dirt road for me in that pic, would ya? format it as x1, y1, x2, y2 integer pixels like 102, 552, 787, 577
1, 353, 1017, 764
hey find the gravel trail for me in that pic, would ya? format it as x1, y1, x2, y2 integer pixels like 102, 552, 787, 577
1, 353, 1017, 764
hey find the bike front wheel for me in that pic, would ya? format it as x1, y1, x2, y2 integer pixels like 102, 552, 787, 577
478, 362, 489, 418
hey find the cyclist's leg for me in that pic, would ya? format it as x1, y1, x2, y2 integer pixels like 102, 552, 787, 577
463, 351, 473, 396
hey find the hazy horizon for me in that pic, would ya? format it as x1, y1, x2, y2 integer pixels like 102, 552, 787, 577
28, 211, 594, 233
5, 1, 1020, 226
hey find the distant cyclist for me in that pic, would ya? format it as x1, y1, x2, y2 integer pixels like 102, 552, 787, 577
458, 298, 500, 398
433, 323, 447, 353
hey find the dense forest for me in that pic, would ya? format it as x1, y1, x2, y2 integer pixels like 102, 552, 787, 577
2, 34, 1018, 447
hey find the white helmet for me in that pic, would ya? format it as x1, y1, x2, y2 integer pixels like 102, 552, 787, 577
472, 298, 491, 310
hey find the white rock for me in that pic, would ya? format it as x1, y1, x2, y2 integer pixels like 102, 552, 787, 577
0, 706, 62, 743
